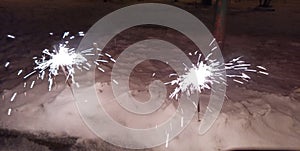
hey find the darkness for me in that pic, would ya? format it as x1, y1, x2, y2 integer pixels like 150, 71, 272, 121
0, 0, 299, 151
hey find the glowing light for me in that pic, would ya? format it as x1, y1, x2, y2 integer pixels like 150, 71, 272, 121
167, 52, 269, 99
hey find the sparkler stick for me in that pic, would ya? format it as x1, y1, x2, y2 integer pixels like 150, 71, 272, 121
60, 65, 75, 96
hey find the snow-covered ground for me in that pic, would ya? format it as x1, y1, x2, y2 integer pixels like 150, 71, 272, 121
0, 0, 299, 150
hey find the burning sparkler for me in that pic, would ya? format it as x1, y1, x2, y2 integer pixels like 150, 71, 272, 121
166, 48, 269, 100
21, 32, 114, 91
3, 32, 116, 115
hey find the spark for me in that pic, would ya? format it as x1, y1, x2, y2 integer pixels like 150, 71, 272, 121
181, 116, 184, 127
24, 71, 36, 79
17, 69, 23, 76
10, 92, 17, 102
110, 58, 116, 63
192, 101, 198, 109
112, 79, 118, 85
78, 31, 85, 37
7, 108, 12, 116
2, 32, 113, 116
167, 51, 269, 99
22, 32, 112, 91
30, 81, 35, 89
211, 46, 217, 52
4, 62, 10, 68
105, 53, 111, 58
7, 34, 15, 39
97, 67, 105, 72
62, 31, 70, 39
96, 59, 108, 63
233, 79, 244, 84
75, 82, 80, 88
209, 38, 216, 46
32, 43, 87, 90
166, 55, 214, 99
257, 65, 267, 70
259, 71, 269, 75
165, 133, 169, 148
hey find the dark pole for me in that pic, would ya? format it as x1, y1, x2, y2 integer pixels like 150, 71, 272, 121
202, 0, 212, 6
213, 0, 227, 50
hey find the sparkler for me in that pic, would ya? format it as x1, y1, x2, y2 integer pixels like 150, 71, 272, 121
3, 32, 115, 116
22, 31, 113, 91
166, 48, 268, 100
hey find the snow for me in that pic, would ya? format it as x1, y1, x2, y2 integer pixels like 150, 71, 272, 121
0, 0, 299, 150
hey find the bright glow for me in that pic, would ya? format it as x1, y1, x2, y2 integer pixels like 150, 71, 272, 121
33, 44, 87, 90
167, 52, 269, 99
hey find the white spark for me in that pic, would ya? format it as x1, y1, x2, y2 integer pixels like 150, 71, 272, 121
97, 59, 108, 63
112, 79, 118, 85
31, 43, 87, 90
165, 133, 169, 148
63, 31, 70, 39
84, 53, 95, 56
259, 71, 269, 75
192, 101, 198, 109
167, 52, 268, 99
209, 38, 216, 46
167, 59, 213, 99
30, 80, 35, 89
257, 65, 267, 70
10, 92, 17, 102
97, 67, 105, 72
211, 46, 217, 51
4, 62, 10, 68
105, 53, 111, 58
17, 69, 23, 76
75, 82, 80, 88
48, 78, 53, 91
233, 79, 244, 84
93, 61, 100, 66
110, 58, 116, 63
83, 66, 90, 71
181, 116, 184, 127
78, 31, 85, 36
7, 108, 12, 116
7, 35, 15, 39
24, 71, 37, 79
245, 69, 257, 72
169, 73, 177, 77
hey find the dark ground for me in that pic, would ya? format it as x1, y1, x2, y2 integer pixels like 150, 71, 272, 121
0, 0, 299, 150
